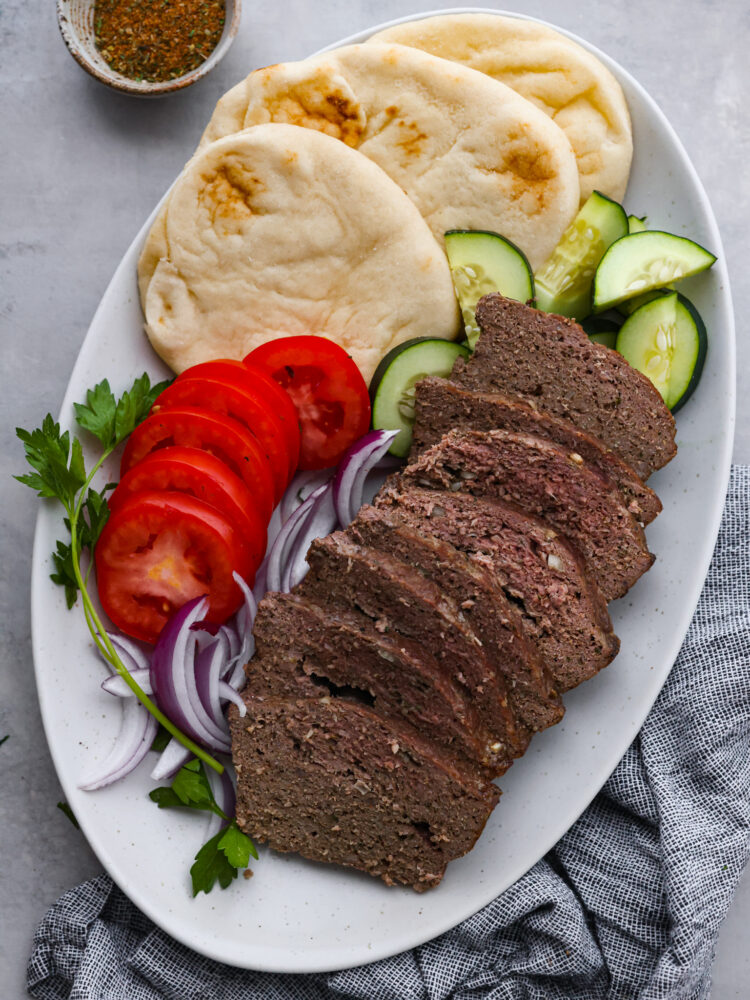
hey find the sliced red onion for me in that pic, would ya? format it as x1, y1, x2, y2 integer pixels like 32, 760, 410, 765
224, 658, 246, 693
79, 699, 158, 791
282, 481, 338, 591
102, 631, 150, 675
280, 469, 334, 523
194, 631, 232, 741
333, 429, 399, 527
101, 667, 152, 698
218, 681, 246, 716
262, 484, 326, 594
150, 597, 230, 753
150, 737, 192, 781
230, 572, 256, 669
207, 765, 237, 834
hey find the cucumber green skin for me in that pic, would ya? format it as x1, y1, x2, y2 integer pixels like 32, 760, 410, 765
627, 215, 647, 234
444, 230, 534, 348
534, 191, 628, 321
615, 292, 707, 412
581, 315, 621, 349
669, 294, 708, 413
617, 287, 672, 317
592, 230, 717, 313
370, 338, 471, 457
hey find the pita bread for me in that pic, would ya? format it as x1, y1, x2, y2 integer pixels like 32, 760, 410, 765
369, 14, 632, 204
139, 124, 460, 382
194, 43, 580, 270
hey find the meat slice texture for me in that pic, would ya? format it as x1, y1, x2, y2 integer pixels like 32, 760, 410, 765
248, 592, 504, 775
375, 483, 619, 692
348, 505, 563, 734
230, 695, 500, 891
299, 531, 524, 764
410, 376, 661, 525
402, 428, 654, 601
450, 294, 677, 480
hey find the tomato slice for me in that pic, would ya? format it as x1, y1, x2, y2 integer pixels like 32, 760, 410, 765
121, 408, 275, 523
153, 376, 290, 504
176, 360, 301, 479
109, 446, 267, 573
243, 337, 371, 470
95, 491, 253, 643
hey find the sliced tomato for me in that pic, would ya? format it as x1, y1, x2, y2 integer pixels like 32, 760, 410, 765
243, 337, 371, 470
176, 360, 301, 478
120, 408, 275, 523
95, 491, 253, 643
152, 376, 290, 503
109, 446, 267, 573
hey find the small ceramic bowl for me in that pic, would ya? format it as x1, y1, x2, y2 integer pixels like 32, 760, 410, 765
56, 0, 241, 96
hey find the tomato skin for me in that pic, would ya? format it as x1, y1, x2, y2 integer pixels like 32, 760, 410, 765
109, 446, 267, 573
243, 337, 371, 470
95, 491, 253, 643
120, 407, 275, 523
152, 376, 290, 504
177, 360, 301, 478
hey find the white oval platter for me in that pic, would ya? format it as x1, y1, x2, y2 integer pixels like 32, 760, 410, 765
31, 7, 735, 974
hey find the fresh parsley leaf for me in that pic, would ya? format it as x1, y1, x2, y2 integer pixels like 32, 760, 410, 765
50, 538, 79, 608
73, 379, 117, 448
149, 759, 227, 818
172, 759, 220, 811
79, 488, 110, 550
218, 820, 258, 867
150, 725, 171, 754
190, 820, 256, 896
113, 373, 171, 446
149, 787, 188, 810
191, 826, 238, 895
56, 801, 80, 829
15, 417, 85, 508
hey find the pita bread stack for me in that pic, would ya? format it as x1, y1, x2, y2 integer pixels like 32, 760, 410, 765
139, 15, 633, 379
369, 14, 633, 204
141, 124, 460, 382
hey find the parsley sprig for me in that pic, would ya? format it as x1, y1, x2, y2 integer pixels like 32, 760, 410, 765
150, 759, 257, 895
15, 375, 223, 775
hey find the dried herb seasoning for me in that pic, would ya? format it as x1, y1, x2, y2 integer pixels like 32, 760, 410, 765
94, 0, 226, 83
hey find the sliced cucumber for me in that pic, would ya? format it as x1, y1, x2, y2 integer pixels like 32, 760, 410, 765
615, 292, 707, 411
618, 287, 672, 317
370, 339, 471, 457
593, 231, 716, 312
627, 215, 647, 234
444, 230, 534, 349
581, 315, 621, 349
534, 191, 628, 320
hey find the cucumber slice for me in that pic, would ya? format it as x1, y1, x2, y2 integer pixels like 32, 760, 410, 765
534, 191, 628, 320
618, 287, 672, 317
593, 231, 716, 312
371, 339, 471, 457
615, 292, 707, 411
581, 315, 621, 349
444, 230, 534, 349
627, 215, 647, 234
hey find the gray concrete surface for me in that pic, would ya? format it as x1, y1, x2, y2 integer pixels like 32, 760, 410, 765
1, 0, 748, 995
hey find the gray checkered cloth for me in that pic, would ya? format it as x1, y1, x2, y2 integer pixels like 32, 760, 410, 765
27, 467, 750, 1000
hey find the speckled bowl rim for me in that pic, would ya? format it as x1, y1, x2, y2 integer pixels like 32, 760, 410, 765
56, 0, 241, 95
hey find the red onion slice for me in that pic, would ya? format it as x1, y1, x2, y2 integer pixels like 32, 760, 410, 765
262, 484, 326, 594
150, 597, 230, 753
105, 632, 151, 673
282, 481, 338, 591
218, 681, 246, 716
79, 698, 158, 791
280, 469, 334, 523
229, 572, 256, 670
333, 429, 399, 527
102, 667, 152, 698
150, 737, 192, 781
194, 632, 232, 740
